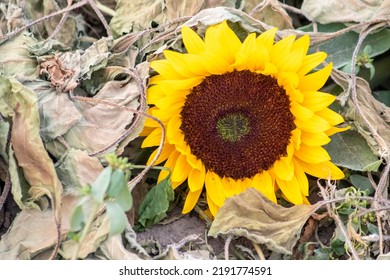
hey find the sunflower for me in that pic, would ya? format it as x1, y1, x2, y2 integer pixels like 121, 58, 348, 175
142, 21, 348, 217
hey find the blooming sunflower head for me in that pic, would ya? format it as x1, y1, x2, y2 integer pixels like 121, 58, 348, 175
142, 20, 348, 217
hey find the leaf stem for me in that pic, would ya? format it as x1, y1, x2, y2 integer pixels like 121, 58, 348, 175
71, 201, 101, 260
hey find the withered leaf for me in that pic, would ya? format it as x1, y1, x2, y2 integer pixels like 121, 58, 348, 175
243, 0, 293, 29
302, 0, 390, 24
0, 194, 76, 260
332, 69, 390, 159
0, 76, 63, 215
208, 188, 314, 255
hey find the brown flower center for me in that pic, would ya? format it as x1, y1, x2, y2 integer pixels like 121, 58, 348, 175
180, 70, 295, 179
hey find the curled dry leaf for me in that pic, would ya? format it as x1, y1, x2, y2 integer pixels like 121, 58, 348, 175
208, 188, 314, 255
109, 0, 236, 37
0, 76, 62, 216
301, 0, 390, 24
42, 0, 80, 48
0, 194, 76, 260
243, 0, 293, 29
38, 38, 110, 92
332, 69, 390, 160
98, 235, 144, 260
0, 33, 38, 78
55, 148, 104, 192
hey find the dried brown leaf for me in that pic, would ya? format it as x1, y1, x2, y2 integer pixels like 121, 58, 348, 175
42, 0, 79, 47
60, 213, 110, 259
0, 194, 76, 259
208, 188, 314, 255
0, 33, 38, 79
332, 69, 390, 159
27, 80, 81, 142
243, 0, 293, 29
55, 148, 104, 192
302, 0, 390, 24
99, 235, 144, 260
0, 76, 63, 216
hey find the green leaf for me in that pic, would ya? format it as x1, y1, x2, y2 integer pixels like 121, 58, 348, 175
373, 90, 390, 107
91, 167, 112, 203
308, 247, 331, 260
350, 174, 375, 195
106, 201, 128, 237
136, 175, 174, 229
107, 169, 126, 197
70, 205, 86, 232
330, 238, 346, 257
114, 183, 133, 212
325, 130, 381, 172
107, 168, 133, 211
367, 223, 379, 235
301, 23, 390, 70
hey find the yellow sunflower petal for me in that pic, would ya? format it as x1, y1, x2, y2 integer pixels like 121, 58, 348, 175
150, 60, 183, 79
182, 53, 210, 76
316, 108, 345, 126
298, 63, 333, 91
224, 177, 245, 198
188, 164, 206, 192
141, 128, 162, 148
164, 50, 199, 77
256, 27, 277, 51
198, 52, 231, 75
158, 150, 180, 183
301, 131, 331, 146
171, 154, 192, 186
302, 91, 336, 112
206, 193, 220, 217
295, 114, 331, 133
154, 93, 186, 111
271, 35, 296, 69
156, 76, 204, 91
275, 176, 303, 204
297, 159, 345, 180
205, 20, 241, 64
146, 143, 175, 166
181, 26, 205, 54
204, 171, 226, 207
291, 128, 302, 150
273, 156, 294, 181
182, 188, 203, 214
277, 34, 310, 73
234, 33, 269, 71
292, 34, 310, 54
147, 85, 165, 104
252, 171, 277, 203
326, 125, 350, 136
166, 114, 182, 143
291, 101, 314, 121
298, 52, 327, 77
295, 144, 331, 164
293, 158, 309, 196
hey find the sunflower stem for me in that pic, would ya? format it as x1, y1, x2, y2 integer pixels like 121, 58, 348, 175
130, 165, 170, 171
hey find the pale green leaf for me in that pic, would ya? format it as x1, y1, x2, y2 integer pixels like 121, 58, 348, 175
91, 167, 112, 203
106, 201, 128, 237
70, 205, 86, 232
325, 130, 380, 172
